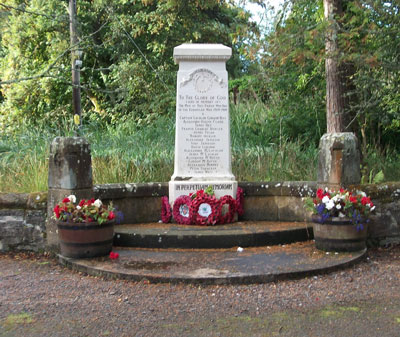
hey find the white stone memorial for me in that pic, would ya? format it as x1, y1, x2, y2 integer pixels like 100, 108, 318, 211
169, 44, 238, 204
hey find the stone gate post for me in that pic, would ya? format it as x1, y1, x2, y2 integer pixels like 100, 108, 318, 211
46, 137, 93, 250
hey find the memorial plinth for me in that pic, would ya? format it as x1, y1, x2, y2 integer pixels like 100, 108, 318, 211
169, 44, 237, 204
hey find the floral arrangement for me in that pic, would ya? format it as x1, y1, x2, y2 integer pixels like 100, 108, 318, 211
53, 195, 116, 224
161, 186, 244, 226
305, 188, 375, 230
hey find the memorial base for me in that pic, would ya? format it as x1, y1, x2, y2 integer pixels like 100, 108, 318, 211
169, 180, 238, 206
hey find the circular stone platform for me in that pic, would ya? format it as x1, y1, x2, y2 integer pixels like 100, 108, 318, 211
114, 221, 314, 249
58, 241, 366, 285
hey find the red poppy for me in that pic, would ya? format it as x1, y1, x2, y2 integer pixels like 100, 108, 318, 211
62, 197, 70, 203
236, 187, 244, 217
219, 195, 236, 224
161, 196, 172, 223
79, 199, 86, 207
110, 252, 119, 259
190, 195, 221, 226
172, 195, 192, 225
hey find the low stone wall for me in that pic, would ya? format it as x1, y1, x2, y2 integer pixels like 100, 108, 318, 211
94, 181, 317, 224
94, 183, 167, 223
0, 192, 47, 252
93, 181, 400, 245
1, 182, 399, 252
361, 183, 400, 245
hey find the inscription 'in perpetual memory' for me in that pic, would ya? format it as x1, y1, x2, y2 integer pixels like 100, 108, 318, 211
175, 184, 233, 191
178, 93, 228, 174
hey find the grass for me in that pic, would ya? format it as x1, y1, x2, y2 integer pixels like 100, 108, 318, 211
0, 102, 399, 193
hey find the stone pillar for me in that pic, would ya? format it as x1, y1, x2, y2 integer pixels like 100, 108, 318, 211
317, 132, 361, 190
46, 137, 93, 250
169, 43, 237, 204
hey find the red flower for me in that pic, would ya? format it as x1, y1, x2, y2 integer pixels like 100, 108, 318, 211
53, 204, 60, 218
361, 196, 371, 206
107, 211, 115, 221
110, 252, 119, 259
349, 196, 358, 204
62, 197, 70, 203
79, 199, 86, 207
339, 188, 345, 194
316, 189, 324, 200
86, 199, 95, 206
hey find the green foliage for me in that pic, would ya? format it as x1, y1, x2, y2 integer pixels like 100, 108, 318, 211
256, 0, 400, 150
0, 0, 257, 132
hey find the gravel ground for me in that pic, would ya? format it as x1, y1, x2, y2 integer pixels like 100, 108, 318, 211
1, 245, 400, 337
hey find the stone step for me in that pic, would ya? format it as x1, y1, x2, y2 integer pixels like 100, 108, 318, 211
114, 221, 314, 249
58, 241, 366, 285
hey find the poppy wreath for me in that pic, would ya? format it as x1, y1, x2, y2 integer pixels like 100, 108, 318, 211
236, 187, 244, 217
190, 194, 221, 226
172, 195, 192, 225
161, 196, 172, 223
218, 195, 237, 224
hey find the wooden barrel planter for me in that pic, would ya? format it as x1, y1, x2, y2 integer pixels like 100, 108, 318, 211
57, 221, 114, 258
312, 215, 367, 252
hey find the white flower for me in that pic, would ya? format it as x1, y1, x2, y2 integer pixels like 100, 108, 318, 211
371, 206, 376, 211
326, 200, 335, 210
332, 195, 339, 203
336, 204, 342, 210
237, 247, 244, 252
357, 190, 367, 197
322, 196, 330, 204
76, 205, 81, 210
93, 199, 102, 208
67, 195, 76, 203
339, 212, 346, 218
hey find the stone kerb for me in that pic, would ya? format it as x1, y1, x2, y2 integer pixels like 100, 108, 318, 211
169, 44, 238, 204
47, 137, 93, 250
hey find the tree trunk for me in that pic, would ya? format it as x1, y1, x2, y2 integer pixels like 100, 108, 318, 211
324, 0, 346, 133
